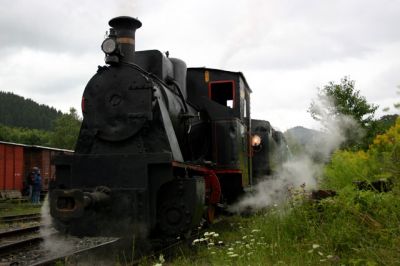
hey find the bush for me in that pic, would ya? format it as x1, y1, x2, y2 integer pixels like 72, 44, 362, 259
322, 117, 400, 190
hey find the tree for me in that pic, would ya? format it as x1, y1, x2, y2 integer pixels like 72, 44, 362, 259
309, 77, 378, 150
50, 107, 81, 150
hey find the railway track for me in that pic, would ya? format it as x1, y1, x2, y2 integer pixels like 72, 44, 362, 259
0, 213, 41, 224
0, 225, 43, 263
0, 216, 224, 265
0, 225, 121, 266
29, 237, 121, 266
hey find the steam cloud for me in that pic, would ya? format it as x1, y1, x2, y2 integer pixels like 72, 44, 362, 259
40, 196, 75, 257
231, 95, 364, 213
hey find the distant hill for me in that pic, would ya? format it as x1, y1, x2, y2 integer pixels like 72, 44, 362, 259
284, 126, 328, 161
0, 91, 62, 130
285, 126, 322, 146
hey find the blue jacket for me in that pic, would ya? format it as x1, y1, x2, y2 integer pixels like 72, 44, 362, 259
33, 173, 42, 191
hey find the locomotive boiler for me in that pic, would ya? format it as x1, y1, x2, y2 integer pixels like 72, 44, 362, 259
49, 16, 286, 239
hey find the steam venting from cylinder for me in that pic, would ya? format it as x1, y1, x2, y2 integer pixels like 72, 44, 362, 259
104, 16, 142, 64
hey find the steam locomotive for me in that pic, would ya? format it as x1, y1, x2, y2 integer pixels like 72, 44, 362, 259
49, 16, 288, 239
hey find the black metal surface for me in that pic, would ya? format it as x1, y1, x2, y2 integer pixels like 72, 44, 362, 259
49, 15, 287, 239
251, 119, 290, 181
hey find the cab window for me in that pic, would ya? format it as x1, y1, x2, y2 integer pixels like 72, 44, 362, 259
208, 81, 235, 108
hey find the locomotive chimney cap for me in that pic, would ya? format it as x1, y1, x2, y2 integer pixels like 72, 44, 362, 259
109, 16, 142, 30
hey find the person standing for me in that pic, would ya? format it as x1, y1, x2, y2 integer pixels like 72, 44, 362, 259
26, 169, 35, 200
32, 167, 42, 204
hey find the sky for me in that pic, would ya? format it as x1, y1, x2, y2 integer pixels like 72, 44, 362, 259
0, 0, 399, 131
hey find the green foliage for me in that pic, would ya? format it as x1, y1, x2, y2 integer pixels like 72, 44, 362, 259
323, 117, 400, 190
0, 91, 82, 149
0, 106, 81, 149
49, 107, 81, 150
0, 124, 52, 146
309, 77, 378, 150
365, 114, 398, 148
309, 77, 378, 127
0, 91, 62, 130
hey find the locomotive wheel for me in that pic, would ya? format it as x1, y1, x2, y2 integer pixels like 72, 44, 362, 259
158, 200, 191, 237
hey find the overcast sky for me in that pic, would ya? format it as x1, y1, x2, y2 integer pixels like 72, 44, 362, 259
0, 0, 399, 131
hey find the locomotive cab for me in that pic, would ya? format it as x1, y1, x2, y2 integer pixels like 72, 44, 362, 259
187, 68, 253, 203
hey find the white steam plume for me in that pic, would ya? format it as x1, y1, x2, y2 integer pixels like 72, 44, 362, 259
40, 196, 74, 256
231, 95, 363, 213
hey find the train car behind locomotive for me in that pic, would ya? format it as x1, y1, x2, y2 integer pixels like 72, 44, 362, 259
49, 16, 285, 239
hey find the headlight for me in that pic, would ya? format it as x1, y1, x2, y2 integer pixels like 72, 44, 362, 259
101, 38, 117, 54
251, 134, 261, 147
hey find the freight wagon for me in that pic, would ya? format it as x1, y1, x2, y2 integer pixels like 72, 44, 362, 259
0, 141, 72, 198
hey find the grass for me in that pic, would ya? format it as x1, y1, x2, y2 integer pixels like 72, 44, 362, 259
141, 184, 400, 266
0, 200, 41, 217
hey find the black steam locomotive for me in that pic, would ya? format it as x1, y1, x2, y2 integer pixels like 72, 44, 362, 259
49, 16, 288, 239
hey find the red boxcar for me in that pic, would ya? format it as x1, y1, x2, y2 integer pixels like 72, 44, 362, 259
0, 142, 24, 191
0, 141, 73, 194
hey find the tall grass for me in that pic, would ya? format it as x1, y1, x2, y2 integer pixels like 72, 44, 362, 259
169, 188, 400, 265
162, 119, 400, 265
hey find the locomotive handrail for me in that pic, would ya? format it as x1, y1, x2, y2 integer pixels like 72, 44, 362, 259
166, 77, 189, 113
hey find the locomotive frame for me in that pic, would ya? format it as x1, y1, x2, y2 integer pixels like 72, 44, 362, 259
49, 16, 286, 239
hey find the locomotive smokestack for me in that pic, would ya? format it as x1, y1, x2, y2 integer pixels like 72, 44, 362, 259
104, 16, 142, 64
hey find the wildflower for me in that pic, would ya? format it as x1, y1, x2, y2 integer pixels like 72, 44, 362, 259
242, 235, 248, 239
312, 244, 320, 249
204, 232, 210, 237
318, 251, 324, 256
327, 255, 334, 259
308, 249, 313, 253
159, 254, 165, 264
251, 229, 260, 233
245, 244, 251, 249
213, 233, 219, 237
235, 241, 242, 244
192, 239, 200, 245
227, 251, 234, 255
211, 251, 216, 254
229, 254, 239, 257
153, 264, 162, 266
320, 259, 326, 262
228, 247, 234, 251
208, 242, 215, 246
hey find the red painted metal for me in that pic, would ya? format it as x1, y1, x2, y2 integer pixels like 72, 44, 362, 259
23, 148, 55, 191
0, 143, 24, 190
204, 170, 221, 205
0, 142, 73, 192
